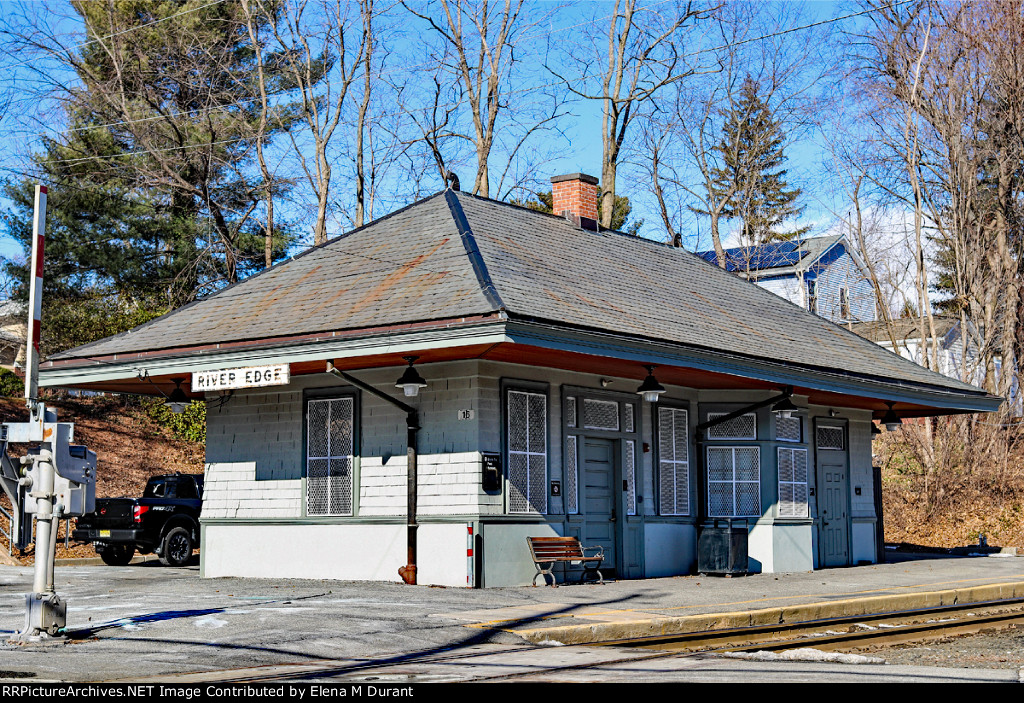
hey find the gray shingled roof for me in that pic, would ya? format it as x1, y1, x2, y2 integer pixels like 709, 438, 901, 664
51, 191, 984, 396
53, 194, 495, 358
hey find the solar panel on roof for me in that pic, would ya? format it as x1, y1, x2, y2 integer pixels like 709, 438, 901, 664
697, 239, 808, 272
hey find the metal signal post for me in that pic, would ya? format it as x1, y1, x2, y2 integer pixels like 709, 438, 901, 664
1, 185, 97, 641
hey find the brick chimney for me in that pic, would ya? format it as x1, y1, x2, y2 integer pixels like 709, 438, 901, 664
551, 173, 599, 228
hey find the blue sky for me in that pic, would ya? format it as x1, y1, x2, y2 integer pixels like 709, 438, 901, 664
0, 1, 862, 268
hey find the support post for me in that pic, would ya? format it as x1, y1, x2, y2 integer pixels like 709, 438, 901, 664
327, 363, 421, 585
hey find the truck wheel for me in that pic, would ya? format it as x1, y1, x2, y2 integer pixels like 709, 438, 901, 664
100, 545, 134, 566
159, 527, 193, 567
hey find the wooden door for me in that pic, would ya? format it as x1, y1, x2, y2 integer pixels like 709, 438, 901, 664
582, 437, 620, 575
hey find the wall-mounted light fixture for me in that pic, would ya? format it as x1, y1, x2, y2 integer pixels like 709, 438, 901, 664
636, 365, 666, 403
166, 378, 189, 414
395, 356, 427, 397
771, 393, 799, 420
881, 401, 902, 431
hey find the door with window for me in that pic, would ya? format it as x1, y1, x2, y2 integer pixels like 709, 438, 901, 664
815, 421, 849, 567
564, 393, 643, 579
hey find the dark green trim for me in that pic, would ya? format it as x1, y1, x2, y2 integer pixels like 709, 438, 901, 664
302, 386, 361, 518
501, 378, 552, 516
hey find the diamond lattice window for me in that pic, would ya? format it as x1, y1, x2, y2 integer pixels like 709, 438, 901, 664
707, 412, 756, 439
507, 389, 547, 514
306, 396, 355, 516
776, 416, 802, 443
816, 426, 844, 450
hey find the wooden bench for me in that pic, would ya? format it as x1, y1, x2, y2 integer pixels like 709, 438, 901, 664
526, 536, 604, 587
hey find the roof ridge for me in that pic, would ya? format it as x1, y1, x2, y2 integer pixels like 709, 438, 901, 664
445, 190, 505, 313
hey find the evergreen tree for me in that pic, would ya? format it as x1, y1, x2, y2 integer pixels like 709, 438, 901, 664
710, 76, 808, 244
0, 1, 301, 355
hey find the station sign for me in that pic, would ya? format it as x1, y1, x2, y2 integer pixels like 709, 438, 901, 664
192, 364, 290, 392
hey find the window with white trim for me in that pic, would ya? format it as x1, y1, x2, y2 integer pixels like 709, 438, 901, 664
707, 412, 756, 440
707, 446, 760, 517
816, 425, 844, 450
776, 415, 802, 442
306, 396, 355, 516
507, 389, 547, 514
658, 406, 689, 516
777, 447, 809, 517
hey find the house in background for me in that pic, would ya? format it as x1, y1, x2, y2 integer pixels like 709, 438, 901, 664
849, 316, 1019, 412
849, 317, 971, 382
37, 174, 999, 587
0, 300, 26, 370
697, 235, 876, 325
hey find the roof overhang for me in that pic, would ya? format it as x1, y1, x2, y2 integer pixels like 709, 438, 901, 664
39, 317, 1001, 419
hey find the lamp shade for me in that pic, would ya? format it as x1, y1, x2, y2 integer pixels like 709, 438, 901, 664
881, 402, 902, 431
167, 378, 189, 414
636, 366, 665, 403
771, 395, 798, 419
396, 356, 427, 397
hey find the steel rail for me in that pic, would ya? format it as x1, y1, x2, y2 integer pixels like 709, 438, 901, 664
107, 597, 1024, 684
598, 598, 1024, 654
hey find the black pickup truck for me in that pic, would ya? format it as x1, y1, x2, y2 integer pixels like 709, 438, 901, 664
73, 473, 204, 567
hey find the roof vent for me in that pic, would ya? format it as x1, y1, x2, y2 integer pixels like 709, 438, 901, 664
551, 173, 599, 231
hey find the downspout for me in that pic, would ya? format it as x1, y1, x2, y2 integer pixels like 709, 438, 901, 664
328, 363, 420, 585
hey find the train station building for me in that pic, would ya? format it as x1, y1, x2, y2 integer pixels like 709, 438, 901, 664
38, 174, 1000, 587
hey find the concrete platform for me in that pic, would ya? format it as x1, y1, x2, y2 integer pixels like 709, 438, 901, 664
0, 551, 1022, 682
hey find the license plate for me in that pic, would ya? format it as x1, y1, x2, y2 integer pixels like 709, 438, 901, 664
99, 530, 111, 537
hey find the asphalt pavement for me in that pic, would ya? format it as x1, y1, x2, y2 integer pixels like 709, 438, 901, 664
1, 551, 1023, 683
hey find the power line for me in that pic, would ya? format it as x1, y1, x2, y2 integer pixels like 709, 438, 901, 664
26, 0, 908, 168
1, 0, 230, 73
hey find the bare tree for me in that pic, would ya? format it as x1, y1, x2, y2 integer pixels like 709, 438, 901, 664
401, 0, 565, 200
261, 0, 371, 246
554, 0, 705, 229
645, 1, 823, 262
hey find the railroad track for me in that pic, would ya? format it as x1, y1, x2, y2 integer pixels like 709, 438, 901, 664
123, 597, 1024, 684
600, 597, 1024, 654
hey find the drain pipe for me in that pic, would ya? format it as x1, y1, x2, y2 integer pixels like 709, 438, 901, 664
328, 363, 420, 585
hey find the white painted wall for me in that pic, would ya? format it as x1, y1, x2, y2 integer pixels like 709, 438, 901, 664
202, 462, 301, 520
204, 362, 492, 520
758, 277, 803, 308
203, 522, 468, 586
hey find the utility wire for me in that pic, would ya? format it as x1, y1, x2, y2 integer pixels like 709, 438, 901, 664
1, 0, 230, 73
27, 0, 910, 168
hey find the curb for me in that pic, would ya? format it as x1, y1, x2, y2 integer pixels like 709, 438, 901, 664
510, 580, 1024, 646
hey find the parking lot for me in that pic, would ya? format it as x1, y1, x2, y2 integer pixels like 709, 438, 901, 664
2, 553, 1024, 682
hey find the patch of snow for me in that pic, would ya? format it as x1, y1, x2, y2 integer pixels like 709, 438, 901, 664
723, 648, 884, 665
194, 616, 228, 629
533, 639, 566, 646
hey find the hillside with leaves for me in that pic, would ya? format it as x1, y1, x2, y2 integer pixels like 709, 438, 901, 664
0, 394, 204, 563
